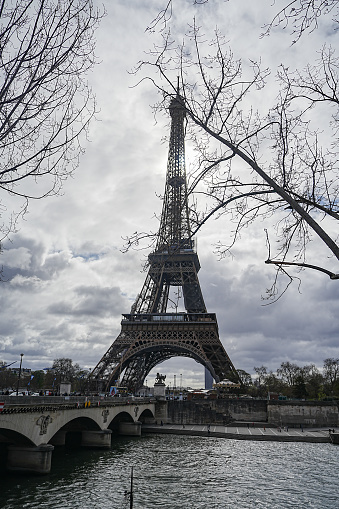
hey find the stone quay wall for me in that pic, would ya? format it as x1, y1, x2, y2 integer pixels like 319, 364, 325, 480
166, 399, 339, 428
268, 400, 338, 428
167, 399, 267, 425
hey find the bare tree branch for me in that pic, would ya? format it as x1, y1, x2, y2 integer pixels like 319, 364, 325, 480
131, 2, 339, 300
0, 0, 104, 239
265, 259, 339, 279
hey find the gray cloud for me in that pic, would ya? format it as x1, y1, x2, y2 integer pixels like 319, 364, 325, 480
0, 1, 337, 387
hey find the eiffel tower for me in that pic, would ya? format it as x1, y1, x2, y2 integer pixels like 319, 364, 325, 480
90, 88, 239, 393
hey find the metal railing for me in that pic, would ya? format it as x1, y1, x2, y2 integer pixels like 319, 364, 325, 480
0, 395, 155, 411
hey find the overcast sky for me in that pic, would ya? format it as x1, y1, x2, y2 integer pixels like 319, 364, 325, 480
0, 0, 338, 388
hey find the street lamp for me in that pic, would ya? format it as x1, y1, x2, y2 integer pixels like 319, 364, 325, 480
16, 353, 24, 396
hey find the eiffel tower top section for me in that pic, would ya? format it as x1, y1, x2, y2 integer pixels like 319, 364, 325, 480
156, 89, 192, 253
129, 86, 206, 315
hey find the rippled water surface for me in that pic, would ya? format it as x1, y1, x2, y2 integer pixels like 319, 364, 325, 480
1, 435, 339, 508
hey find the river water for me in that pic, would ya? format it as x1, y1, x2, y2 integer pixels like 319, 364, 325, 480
1, 434, 338, 508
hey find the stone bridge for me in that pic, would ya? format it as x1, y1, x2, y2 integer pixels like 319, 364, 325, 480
0, 395, 156, 474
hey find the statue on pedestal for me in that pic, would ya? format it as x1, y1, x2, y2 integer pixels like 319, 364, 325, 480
155, 373, 166, 385
154, 373, 166, 397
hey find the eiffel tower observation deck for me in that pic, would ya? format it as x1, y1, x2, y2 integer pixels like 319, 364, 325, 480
90, 87, 240, 393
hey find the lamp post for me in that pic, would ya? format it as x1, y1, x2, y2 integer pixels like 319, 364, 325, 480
16, 353, 24, 396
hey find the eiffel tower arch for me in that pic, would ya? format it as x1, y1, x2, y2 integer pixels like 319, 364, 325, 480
90, 89, 240, 393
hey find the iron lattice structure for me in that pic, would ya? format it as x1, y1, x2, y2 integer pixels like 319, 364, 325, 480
90, 91, 239, 393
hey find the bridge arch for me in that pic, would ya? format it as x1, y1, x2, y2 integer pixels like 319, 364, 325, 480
57, 416, 102, 432
108, 410, 134, 434
139, 408, 155, 424
0, 428, 35, 447
49, 416, 102, 447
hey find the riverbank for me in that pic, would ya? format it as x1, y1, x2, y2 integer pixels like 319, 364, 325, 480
142, 423, 332, 443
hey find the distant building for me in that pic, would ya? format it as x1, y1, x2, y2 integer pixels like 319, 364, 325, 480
213, 380, 241, 396
205, 368, 213, 390
10, 367, 31, 376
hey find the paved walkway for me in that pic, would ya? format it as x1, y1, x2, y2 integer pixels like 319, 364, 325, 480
142, 423, 332, 443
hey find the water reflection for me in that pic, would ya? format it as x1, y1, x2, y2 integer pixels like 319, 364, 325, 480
0, 435, 338, 508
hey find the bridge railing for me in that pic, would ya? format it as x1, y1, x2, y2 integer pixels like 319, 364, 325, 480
0, 395, 155, 410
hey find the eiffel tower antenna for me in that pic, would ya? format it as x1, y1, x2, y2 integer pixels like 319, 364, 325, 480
90, 86, 240, 393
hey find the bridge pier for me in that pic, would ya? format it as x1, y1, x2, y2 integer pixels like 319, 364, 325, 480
7, 444, 54, 474
81, 429, 112, 448
154, 400, 168, 423
119, 421, 142, 436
